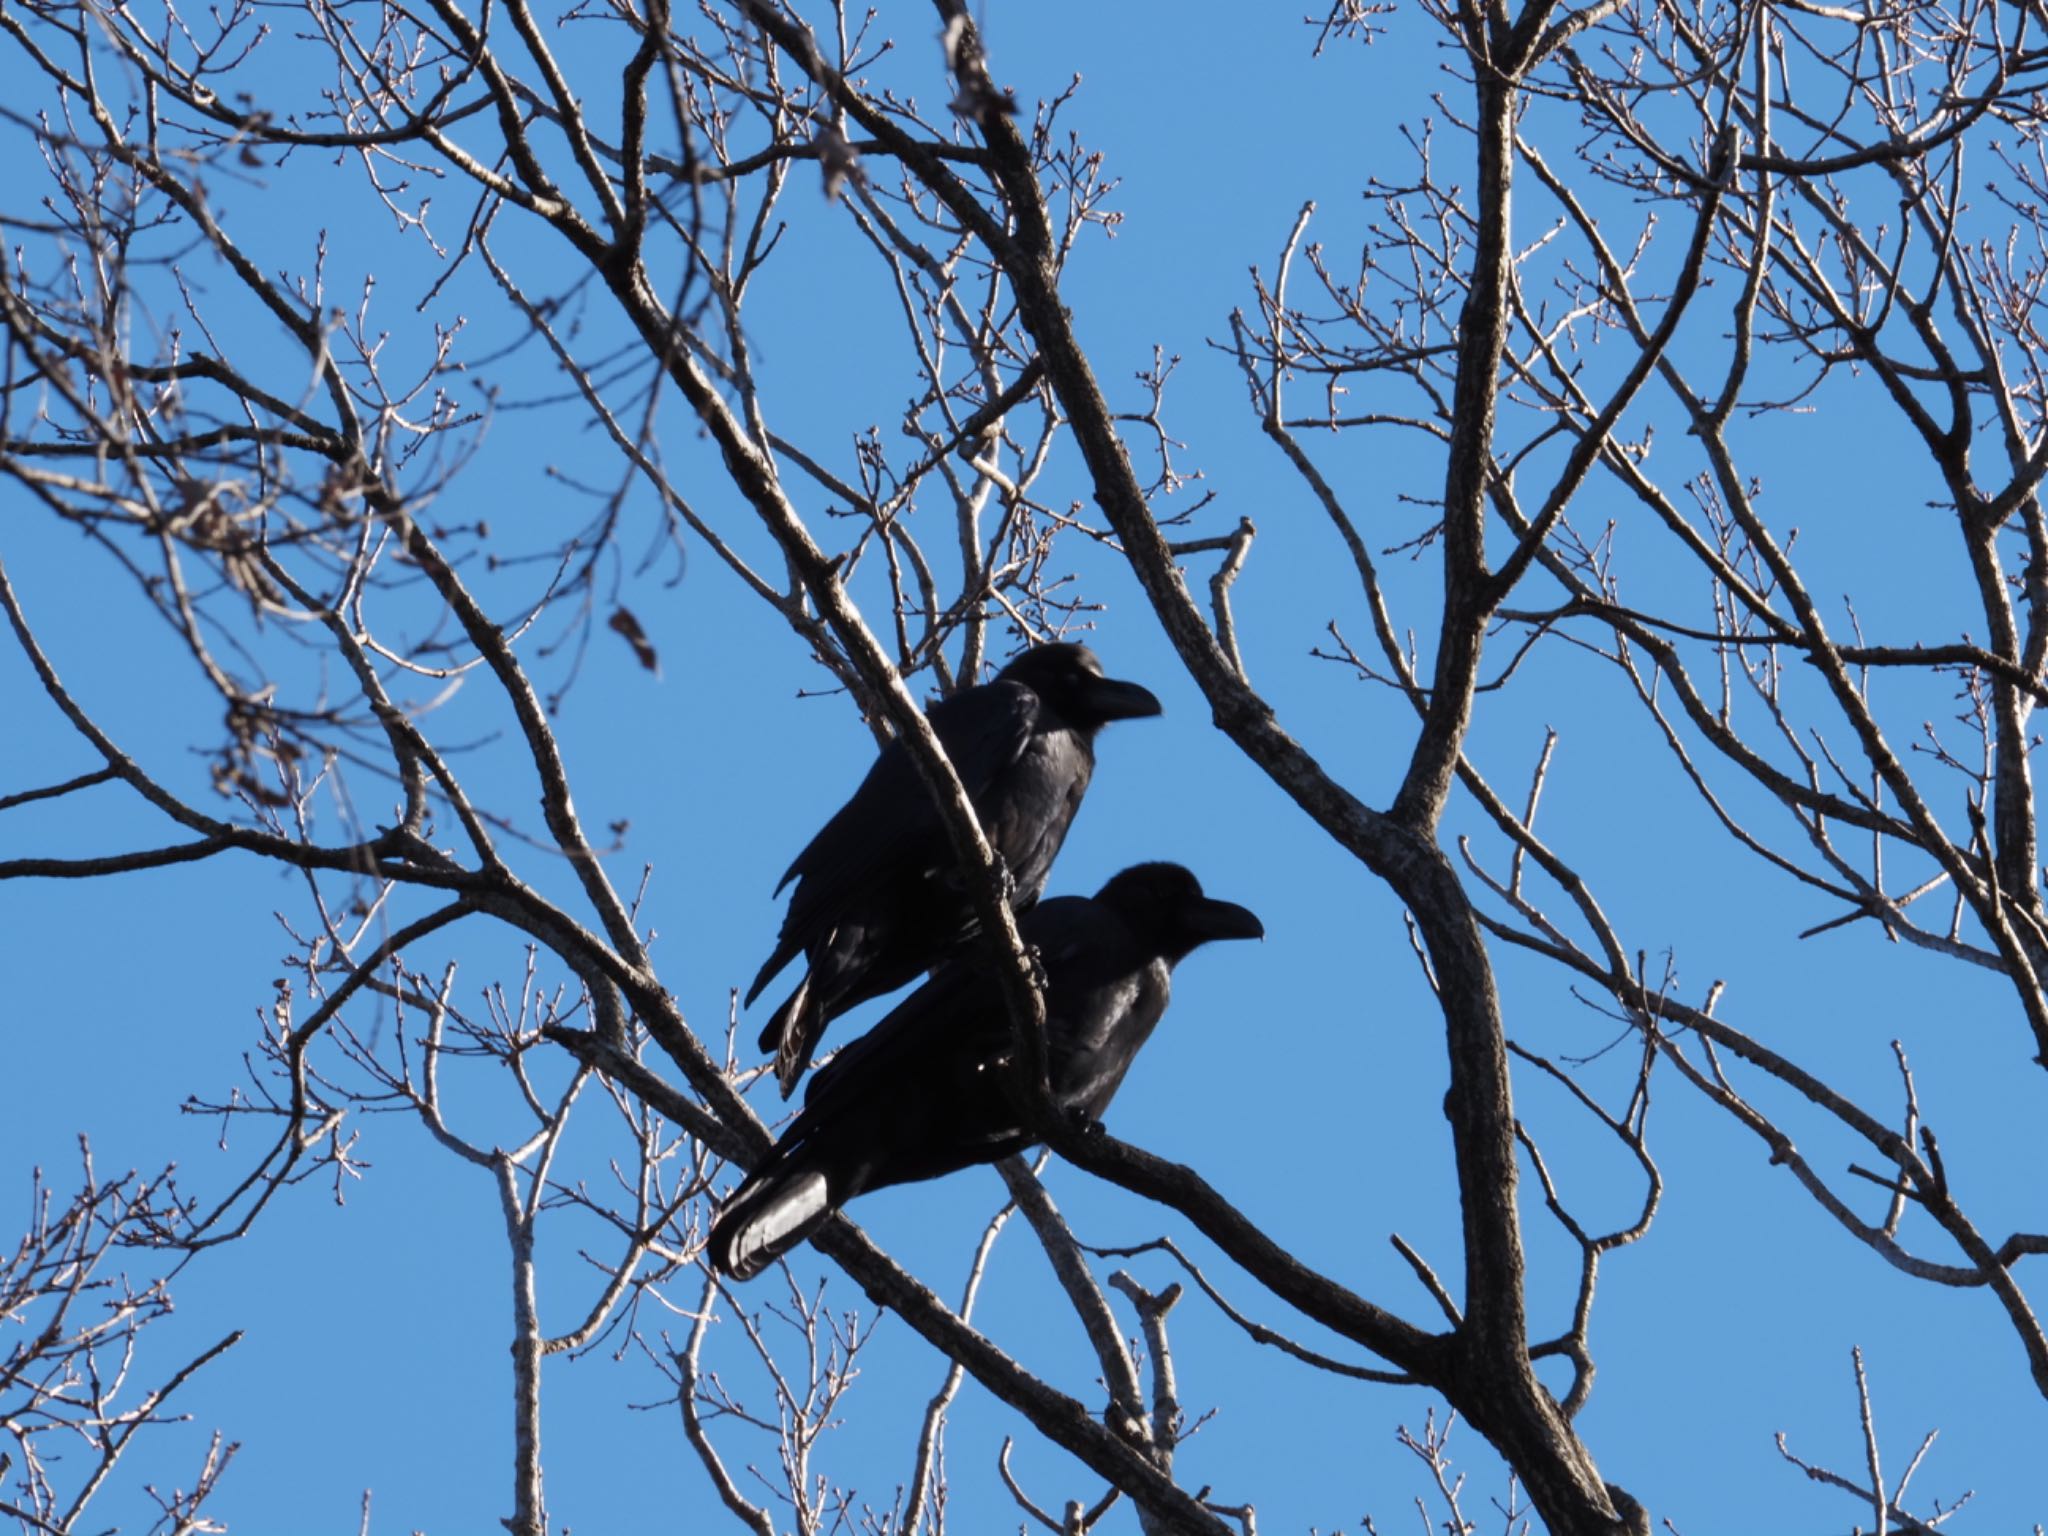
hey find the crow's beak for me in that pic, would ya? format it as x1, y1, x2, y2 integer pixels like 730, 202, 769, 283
1085, 675, 1164, 722
1186, 897, 1264, 942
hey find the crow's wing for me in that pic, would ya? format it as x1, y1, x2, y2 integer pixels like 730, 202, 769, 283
790, 958, 987, 1129
747, 682, 1045, 1006
782, 895, 1102, 1146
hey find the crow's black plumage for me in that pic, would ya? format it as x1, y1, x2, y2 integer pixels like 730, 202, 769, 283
747, 644, 1162, 1097
712, 862, 1262, 1281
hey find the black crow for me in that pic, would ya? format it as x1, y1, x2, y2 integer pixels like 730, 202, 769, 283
712, 862, 1262, 1281
747, 644, 1162, 1097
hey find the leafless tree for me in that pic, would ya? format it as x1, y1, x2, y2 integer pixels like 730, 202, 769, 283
3, 0, 2044, 1530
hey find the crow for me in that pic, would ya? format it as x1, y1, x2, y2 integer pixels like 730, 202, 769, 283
747, 644, 1162, 1098
711, 862, 1262, 1281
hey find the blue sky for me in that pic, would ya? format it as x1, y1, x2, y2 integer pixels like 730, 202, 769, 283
3, 1, 2042, 1532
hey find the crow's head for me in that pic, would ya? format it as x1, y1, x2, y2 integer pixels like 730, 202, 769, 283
998, 643, 1162, 732
1094, 862, 1264, 964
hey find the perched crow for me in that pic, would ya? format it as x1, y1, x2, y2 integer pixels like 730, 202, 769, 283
748, 644, 1162, 1097
711, 862, 1262, 1281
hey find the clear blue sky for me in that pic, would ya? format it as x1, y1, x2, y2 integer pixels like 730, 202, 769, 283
3, 2, 2039, 1532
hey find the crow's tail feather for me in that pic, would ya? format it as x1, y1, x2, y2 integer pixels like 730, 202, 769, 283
709, 1165, 834, 1280
745, 936, 801, 1011
757, 978, 824, 1099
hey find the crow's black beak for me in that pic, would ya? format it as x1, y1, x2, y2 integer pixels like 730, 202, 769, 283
1085, 676, 1164, 722
1186, 897, 1264, 942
